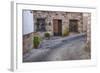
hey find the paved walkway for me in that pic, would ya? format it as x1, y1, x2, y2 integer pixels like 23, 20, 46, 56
23, 33, 90, 62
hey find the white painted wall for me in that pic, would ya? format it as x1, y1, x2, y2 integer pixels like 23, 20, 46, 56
23, 10, 34, 35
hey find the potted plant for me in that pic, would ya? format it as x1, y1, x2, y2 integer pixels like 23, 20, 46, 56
62, 28, 69, 37
33, 35, 41, 49
44, 32, 51, 39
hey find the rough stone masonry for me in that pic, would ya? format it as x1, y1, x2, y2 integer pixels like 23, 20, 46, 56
23, 10, 91, 54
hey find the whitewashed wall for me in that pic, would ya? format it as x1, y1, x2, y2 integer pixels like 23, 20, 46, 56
23, 10, 34, 35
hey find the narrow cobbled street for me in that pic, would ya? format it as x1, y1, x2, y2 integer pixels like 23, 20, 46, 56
23, 34, 90, 62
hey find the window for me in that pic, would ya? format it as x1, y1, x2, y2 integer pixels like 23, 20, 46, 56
36, 18, 46, 32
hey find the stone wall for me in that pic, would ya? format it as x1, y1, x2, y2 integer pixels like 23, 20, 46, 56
33, 11, 84, 36
23, 32, 33, 54
66, 12, 83, 33
32, 10, 91, 43
83, 13, 91, 43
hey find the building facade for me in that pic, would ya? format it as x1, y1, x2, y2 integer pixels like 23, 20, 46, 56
23, 10, 91, 54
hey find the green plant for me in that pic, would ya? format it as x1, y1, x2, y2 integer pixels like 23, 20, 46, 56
62, 28, 69, 37
33, 36, 41, 48
44, 32, 50, 39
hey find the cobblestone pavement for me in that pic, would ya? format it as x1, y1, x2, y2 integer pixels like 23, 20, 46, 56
23, 33, 90, 62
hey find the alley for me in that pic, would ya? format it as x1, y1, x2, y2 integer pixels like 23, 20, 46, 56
23, 34, 90, 62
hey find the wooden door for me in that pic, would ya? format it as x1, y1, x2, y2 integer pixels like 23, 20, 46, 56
53, 19, 62, 36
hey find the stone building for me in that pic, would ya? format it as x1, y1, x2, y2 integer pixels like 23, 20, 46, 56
33, 11, 83, 36
23, 10, 91, 54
